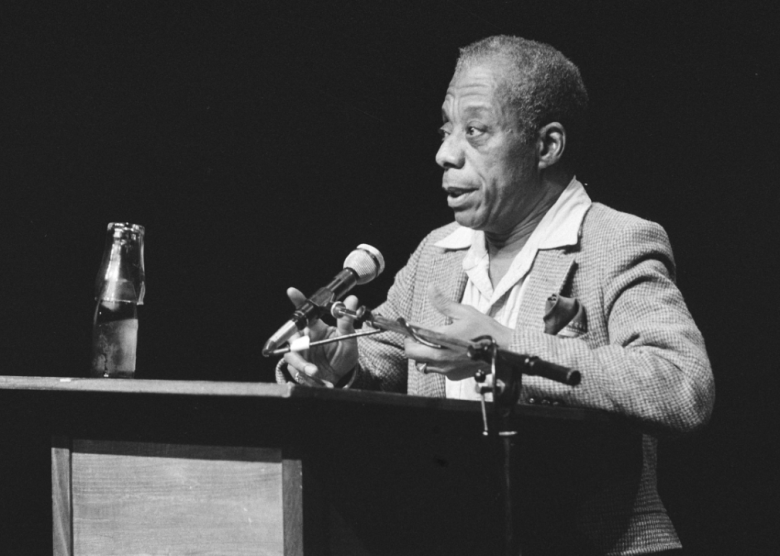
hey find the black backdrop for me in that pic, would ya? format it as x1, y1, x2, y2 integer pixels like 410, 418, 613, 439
1, 1, 777, 554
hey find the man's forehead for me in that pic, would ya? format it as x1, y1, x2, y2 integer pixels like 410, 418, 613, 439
447, 63, 502, 93
441, 63, 509, 114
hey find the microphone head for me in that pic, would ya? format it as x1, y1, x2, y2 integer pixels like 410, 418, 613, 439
344, 244, 385, 285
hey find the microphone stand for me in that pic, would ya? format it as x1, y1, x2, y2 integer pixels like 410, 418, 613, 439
469, 338, 526, 556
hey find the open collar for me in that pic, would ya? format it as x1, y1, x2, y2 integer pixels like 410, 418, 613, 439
432, 178, 591, 305
433, 177, 591, 252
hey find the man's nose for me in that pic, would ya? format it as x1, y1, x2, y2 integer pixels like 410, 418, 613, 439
435, 133, 465, 169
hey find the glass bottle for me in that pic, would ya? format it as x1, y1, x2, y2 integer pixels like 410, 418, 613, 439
90, 223, 145, 378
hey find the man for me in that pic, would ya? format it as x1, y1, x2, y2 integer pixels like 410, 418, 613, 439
279, 35, 714, 555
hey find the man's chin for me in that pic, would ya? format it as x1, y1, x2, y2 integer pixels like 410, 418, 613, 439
453, 211, 485, 231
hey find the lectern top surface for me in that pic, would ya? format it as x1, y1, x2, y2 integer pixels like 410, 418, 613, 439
0, 376, 613, 422
0, 375, 289, 397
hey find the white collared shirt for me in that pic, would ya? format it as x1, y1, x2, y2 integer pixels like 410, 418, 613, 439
433, 178, 592, 400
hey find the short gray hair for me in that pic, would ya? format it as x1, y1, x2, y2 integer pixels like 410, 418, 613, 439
456, 35, 589, 168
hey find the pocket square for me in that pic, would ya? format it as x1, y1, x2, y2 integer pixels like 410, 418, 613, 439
544, 294, 587, 337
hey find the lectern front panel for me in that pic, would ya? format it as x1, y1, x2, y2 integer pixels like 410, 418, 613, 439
57, 439, 284, 556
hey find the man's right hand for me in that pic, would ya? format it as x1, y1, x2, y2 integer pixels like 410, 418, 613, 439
282, 287, 360, 387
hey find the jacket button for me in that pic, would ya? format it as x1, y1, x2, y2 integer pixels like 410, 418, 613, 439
528, 397, 537, 404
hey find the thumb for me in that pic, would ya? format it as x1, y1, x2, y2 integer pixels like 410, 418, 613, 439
335, 294, 358, 336
286, 287, 307, 308
287, 286, 329, 336
428, 284, 471, 321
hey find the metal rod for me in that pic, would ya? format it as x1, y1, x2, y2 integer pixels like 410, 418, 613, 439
503, 432, 519, 556
268, 328, 383, 355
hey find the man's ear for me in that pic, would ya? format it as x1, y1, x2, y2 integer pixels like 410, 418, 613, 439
536, 122, 566, 170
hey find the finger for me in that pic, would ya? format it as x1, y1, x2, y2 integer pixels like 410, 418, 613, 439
283, 350, 319, 376
291, 369, 316, 386
287, 287, 331, 337
293, 370, 334, 388
343, 295, 359, 311
336, 295, 359, 336
416, 363, 447, 376
289, 355, 335, 386
286, 287, 307, 308
428, 284, 475, 320
403, 337, 443, 363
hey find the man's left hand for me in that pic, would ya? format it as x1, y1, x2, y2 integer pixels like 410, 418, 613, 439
404, 286, 514, 381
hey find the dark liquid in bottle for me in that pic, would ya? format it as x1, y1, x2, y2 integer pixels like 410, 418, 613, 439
90, 301, 138, 378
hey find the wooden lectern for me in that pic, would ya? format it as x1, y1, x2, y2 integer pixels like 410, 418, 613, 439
0, 377, 640, 555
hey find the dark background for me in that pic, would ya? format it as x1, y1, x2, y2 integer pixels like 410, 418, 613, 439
1, 1, 776, 554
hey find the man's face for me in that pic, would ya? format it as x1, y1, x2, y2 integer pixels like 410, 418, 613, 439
436, 63, 539, 234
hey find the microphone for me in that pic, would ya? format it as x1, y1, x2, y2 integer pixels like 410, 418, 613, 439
262, 244, 385, 356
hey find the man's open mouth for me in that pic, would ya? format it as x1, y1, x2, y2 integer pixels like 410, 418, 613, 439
445, 187, 476, 199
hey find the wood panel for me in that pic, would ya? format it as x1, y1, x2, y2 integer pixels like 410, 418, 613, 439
69, 440, 284, 556
52, 436, 73, 556
282, 458, 304, 556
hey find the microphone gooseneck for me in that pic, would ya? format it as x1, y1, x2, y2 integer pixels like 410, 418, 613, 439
262, 244, 384, 356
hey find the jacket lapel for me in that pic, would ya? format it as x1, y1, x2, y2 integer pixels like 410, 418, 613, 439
409, 245, 578, 396
433, 249, 469, 325
409, 247, 467, 398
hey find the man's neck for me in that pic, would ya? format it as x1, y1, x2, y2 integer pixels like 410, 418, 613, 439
485, 182, 565, 256
485, 210, 544, 255
484, 181, 567, 286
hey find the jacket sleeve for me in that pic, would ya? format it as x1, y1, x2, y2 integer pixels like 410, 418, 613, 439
274, 229, 447, 391
348, 231, 435, 392
512, 220, 715, 436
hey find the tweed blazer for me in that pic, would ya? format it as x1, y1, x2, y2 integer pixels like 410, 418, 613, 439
349, 203, 715, 555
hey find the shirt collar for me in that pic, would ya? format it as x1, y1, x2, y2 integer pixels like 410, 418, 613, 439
433, 177, 592, 251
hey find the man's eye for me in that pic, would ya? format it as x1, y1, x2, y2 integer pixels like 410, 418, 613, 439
466, 126, 484, 137
438, 127, 451, 140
